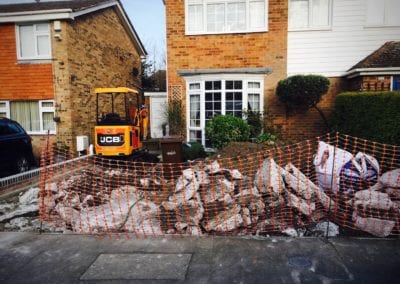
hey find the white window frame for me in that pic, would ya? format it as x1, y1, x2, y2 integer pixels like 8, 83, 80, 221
16, 22, 52, 60
185, 75, 264, 147
185, 0, 268, 35
38, 100, 56, 135
288, 0, 332, 31
0, 101, 10, 118
365, 0, 400, 28
1, 100, 56, 135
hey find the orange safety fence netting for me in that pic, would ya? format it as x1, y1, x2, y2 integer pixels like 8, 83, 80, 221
39, 133, 400, 238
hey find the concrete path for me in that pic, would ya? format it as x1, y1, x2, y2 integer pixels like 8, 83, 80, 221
1, 232, 399, 283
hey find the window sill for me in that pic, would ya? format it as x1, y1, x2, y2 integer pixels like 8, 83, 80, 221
185, 28, 268, 36
28, 131, 56, 135
288, 27, 332, 32
17, 59, 52, 65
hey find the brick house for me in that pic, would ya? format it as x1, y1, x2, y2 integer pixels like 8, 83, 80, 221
164, 0, 400, 144
346, 41, 400, 92
0, 0, 146, 157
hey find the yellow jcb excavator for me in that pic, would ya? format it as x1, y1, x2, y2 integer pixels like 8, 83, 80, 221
93, 87, 157, 162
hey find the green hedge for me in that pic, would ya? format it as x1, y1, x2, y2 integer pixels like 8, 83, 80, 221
331, 91, 400, 145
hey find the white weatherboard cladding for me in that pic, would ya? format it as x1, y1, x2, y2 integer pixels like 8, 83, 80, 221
288, 0, 400, 77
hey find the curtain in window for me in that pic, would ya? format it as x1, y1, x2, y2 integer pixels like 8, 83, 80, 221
10, 101, 40, 132
385, 0, 400, 26
188, 4, 204, 32
207, 3, 225, 32
248, 94, 260, 111
312, 0, 329, 27
289, 0, 309, 29
42, 112, 55, 131
19, 25, 35, 58
190, 95, 201, 127
227, 2, 246, 31
366, 0, 384, 26
249, 0, 265, 28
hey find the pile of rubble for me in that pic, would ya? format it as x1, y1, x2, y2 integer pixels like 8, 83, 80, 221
1, 144, 399, 238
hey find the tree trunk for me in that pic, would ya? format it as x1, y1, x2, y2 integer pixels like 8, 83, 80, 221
312, 105, 330, 130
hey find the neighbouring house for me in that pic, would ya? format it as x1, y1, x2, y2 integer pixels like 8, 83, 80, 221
0, 0, 146, 158
164, 0, 400, 145
346, 41, 400, 92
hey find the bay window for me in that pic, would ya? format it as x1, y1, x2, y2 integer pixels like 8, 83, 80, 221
0, 100, 56, 134
289, 0, 331, 30
185, 0, 268, 35
16, 22, 51, 60
186, 77, 263, 147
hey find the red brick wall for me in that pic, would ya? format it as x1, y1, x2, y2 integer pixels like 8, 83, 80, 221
0, 24, 54, 101
348, 75, 392, 92
165, 0, 289, 137
274, 77, 347, 142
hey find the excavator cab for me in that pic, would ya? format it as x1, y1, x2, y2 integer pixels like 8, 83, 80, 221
94, 87, 149, 157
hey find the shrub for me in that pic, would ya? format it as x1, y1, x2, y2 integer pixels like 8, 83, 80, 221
244, 110, 263, 138
256, 132, 279, 144
331, 91, 400, 145
165, 100, 184, 136
182, 142, 207, 161
276, 74, 330, 127
206, 115, 250, 149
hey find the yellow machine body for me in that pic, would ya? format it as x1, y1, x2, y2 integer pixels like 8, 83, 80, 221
93, 87, 147, 157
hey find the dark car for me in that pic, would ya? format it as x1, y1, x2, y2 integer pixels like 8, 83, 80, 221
0, 118, 36, 176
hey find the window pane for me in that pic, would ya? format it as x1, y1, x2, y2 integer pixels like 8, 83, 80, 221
205, 81, 213, 90
386, 0, 400, 26
190, 95, 200, 127
10, 101, 40, 132
37, 35, 50, 56
393, 76, 400, 91
312, 0, 329, 27
189, 83, 201, 90
366, 0, 384, 26
36, 23, 48, 32
19, 25, 35, 58
189, 130, 202, 143
248, 81, 261, 88
188, 4, 204, 32
0, 112, 7, 118
250, 0, 266, 29
289, 0, 309, 29
227, 2, 246, 31
248, 93, 260, 110
41, 101, 54, 108
234, 81, 242, 89
207, 3, 225, 32
214, 81, 222, 90
43, 112, 55, 131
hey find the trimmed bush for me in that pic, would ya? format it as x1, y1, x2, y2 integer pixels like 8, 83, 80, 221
331, 91, 400, 145
276, 74, 330, 128
206, 115, 250, 149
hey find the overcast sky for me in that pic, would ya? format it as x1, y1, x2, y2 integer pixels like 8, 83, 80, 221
0, 0, 167, 68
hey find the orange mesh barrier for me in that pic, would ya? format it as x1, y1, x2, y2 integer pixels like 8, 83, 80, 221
39, 133, 400, 238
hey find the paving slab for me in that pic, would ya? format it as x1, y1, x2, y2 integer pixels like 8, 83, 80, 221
1, 233, 399, 284
81, 253, 191, 280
